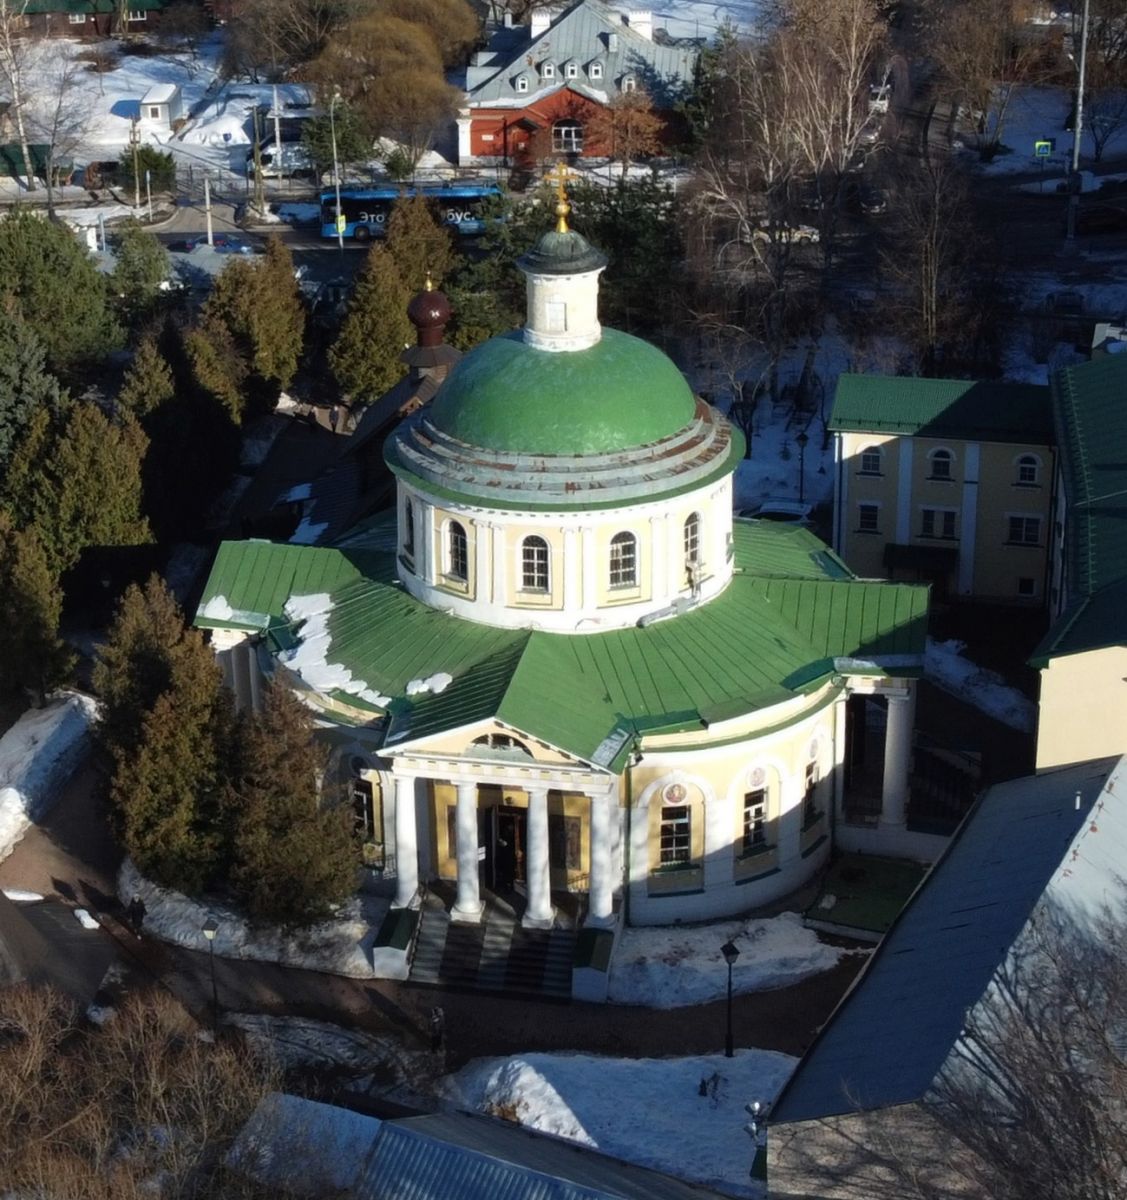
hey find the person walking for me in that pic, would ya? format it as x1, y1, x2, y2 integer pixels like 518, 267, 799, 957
429, 1005, 446, 1055
126, 894, 147, 939
329, 404, 341, 434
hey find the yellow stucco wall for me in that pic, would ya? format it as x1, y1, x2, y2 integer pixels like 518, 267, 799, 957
1036, 646, 1127, 769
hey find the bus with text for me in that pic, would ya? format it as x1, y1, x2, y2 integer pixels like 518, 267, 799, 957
319, 182, 503, 241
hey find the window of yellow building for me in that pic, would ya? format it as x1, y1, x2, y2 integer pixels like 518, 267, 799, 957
610, 531, 637, 588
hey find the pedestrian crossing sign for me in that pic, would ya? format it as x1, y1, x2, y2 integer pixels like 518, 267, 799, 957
1035, 139, 1055, 157
336, 214, 347, 233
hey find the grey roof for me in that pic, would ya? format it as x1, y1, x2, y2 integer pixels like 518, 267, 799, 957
770, 756, 1124, 1125
467, 0, 698, 108
229, 1095, 731, 1200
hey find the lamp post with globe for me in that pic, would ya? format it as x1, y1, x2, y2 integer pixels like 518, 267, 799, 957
722, 940, 740, 1057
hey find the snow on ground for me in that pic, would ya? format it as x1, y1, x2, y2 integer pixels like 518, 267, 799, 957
608, 911, 856, 1008
0, 693, 99, 864
976, 86, 1127, 177
924, 638, 1036, 732
442, 1049, 795, 1198
119, 858, 389, 978
648, 0, 768, 37
57, 203, 134, 228
3, 889, 44, 903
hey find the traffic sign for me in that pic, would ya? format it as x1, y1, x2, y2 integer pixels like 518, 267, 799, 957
336, 214, 347, 234
1034, 138, 1055, 157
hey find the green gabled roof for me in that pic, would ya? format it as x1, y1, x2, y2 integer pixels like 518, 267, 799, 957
830, 374, 1053, 444
1034, 355, 1127, 663
196, 523, 928, 770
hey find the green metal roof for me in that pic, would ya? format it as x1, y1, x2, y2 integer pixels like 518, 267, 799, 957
427, 329, 696, 456
830, 374, 1053, 444
196, 522, 928, 771
1034, 355, 1127, 663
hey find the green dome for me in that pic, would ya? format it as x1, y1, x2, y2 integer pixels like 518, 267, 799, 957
428, 329, 696, 456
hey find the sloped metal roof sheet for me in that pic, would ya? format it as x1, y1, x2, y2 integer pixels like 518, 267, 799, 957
771, 756, 1123, 1125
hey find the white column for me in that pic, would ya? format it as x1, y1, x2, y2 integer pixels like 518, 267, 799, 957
421, 504, 434, 585
563, 528, 580, 611
880, 687, 916, 828
523, 786, 554, 929
492, 524, 506, 606
475, 521, 491, 603
392, 775, 419, 909
456, 114, 473, 164
833, 695, 848, 824
650, 513, 667, 597
586, 790, 615, 927
582, 530, 598, 612
452, 781, 484, 922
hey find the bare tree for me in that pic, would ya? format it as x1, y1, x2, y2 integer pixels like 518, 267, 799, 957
586, 88, 665, 179
0, 0, 38, 192
26, 49, 89, 216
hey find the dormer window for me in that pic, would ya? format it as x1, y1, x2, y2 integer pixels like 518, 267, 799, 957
541, 61, 555, 78
515, 73, 529, 94
564, 60, 578, 79
621, 74, 637, 93
589, 60, 604, 80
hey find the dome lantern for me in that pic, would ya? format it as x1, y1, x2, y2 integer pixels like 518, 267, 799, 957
517, 162, 607, 354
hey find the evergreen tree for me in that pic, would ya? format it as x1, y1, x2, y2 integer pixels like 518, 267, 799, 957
233, 679, 357, 927
110, 642, 232, 893
23, 403, 151, 576
249, 237, 305, 390
109, 219, 171, 331
386, 193, 457, 294
329, 245, 412, 404
0, 407, 53, 534
0, 513, 73, 703
117, 336, 175, 419
301, 102, 372, 179
0, 210, 122, 377
0, 310, 67, 474
184, 313, 249, 423
94, 574, 192, 762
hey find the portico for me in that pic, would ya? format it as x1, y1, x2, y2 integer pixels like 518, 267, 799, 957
389, 752, 619, 931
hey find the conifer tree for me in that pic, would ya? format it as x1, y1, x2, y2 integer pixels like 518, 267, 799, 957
117, 336, 175, 419
329, 244, 412, 405
0, 513, 73, 703
0, 310, 67, 474
110, 641, 231, 893
109, 219, 170, 331
233, 679, 357, 927
94, 573, 192, 762
250, 236, 305, 391
386, 193, 456, 294
0, 210, 122, 377
184, 314, 249, 423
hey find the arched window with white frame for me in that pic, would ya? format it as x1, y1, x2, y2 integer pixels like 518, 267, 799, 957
564, 60, 578, 79
1016, 453, 1040, 486
609, 531, 637, 587
684, 512, 701, 574
521, 535, 550, 592
589, 60, 604, 80
621, 73, 637, 92
446, 520, 468, 581
540, 60, 555, 78
515, 74, 529, 94
403, 497, 415, 563
928, 447, 955, 481
859, 445, 883, 475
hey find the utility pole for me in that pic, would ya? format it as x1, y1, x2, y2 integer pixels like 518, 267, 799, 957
272, 83, 283, 170
129, 116, 141, 209
1066, 0, 1091, 246
204, 175, 213, 246
330, 90, 344, 258
252, 105, 265, 213
145, 168, 152, 222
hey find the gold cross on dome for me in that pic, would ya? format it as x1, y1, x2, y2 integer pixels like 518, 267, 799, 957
544, 158, 575, 232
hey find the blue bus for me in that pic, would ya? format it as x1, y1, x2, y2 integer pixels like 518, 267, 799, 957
320, 183, 502, 241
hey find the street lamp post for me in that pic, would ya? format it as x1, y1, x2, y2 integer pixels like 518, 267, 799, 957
329, 91, 344, 257
722, 940, 740, 1058
1066, 0, 1091, 246
796, 429, 809, 507
202, 917, 220, 1033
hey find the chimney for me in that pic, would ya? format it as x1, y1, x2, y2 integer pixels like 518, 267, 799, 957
607, 31, 618, 52
625, 9, 653, 39
530, 7, 554, 38
503, 10, 512, 26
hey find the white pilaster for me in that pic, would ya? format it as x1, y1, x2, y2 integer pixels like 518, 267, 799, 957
958, 443, 980, 596
650, 513, 666, 594
392, 774, 419, 909
581, 529, 598, 612
523, 785, 554, 929
452, 781, 484, 922
475, 521, 492, 603
586, 790, 615, 927
456, 115, 473, 164
420, 501, 434, 585
833, 695, 848, 824
896, 440, 914, 544
880, 687, 916, 828
492, 524, 506, 606
563, 528, 580, 610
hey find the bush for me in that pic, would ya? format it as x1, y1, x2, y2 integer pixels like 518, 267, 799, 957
119, 144, 176, 196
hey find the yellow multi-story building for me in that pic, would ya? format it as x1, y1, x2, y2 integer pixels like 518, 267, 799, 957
830, 376, 1056, 606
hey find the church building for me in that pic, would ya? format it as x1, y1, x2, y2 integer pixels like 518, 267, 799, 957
195, 188, 928, 992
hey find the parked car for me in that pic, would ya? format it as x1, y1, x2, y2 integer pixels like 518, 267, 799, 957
868, 83, 891, 114
737, 499, 814, 525
751, 224, 820, 245
859, 185, 887, 214
168, 233, 260, 255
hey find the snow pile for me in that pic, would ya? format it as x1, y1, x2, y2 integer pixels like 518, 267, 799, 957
3, 889, 44, 903
0, 692, 99, 863
608, 911, 853, 1007
405, 672, 453, 697
925, 638, 1036, 733
118, 858, 387, 979
281, 594, 392, 708
443, 1049, 795, 1198
74, 908, 100, 930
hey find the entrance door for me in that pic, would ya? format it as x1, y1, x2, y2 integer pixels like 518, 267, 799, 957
490, 806, 526, 893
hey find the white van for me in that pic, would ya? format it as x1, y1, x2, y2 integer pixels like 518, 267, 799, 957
246, 142, 313, 178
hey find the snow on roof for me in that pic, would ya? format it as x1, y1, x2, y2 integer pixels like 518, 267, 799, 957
141, 82, 180, 106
